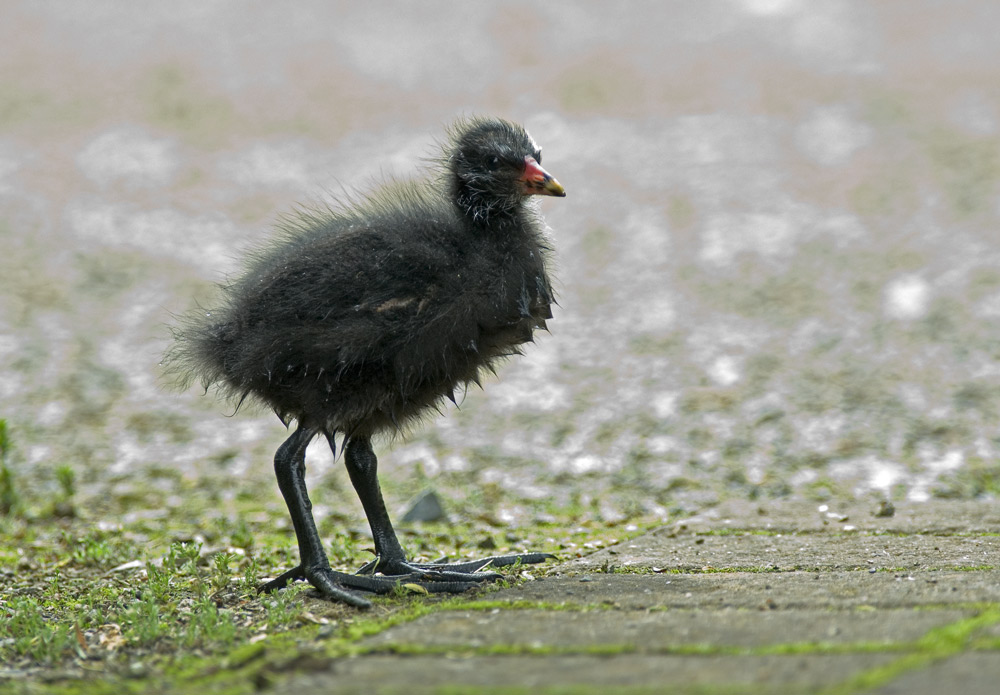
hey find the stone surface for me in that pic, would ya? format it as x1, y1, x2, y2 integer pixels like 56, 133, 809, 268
287, 654, 899, 694
362, 607, 968, 650
491, 572, 1000, 609
277, 505, 1000, 694
875, 653, 1000, 695
657, 499, 1000, 536
399, 490, 449, 524
567, 530, 1000, 573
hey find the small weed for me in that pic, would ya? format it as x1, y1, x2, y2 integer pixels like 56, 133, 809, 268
263, 583, 307, 630
55, 464, 76, 498
163, 540, 203, 575
145, 560, 173, 601
241, 555, 260, 593
328, 531, 360, 564
0, 419, 23, 515
57, 528, 137, 569
125, 596, 166, 644
182, 595, 237, 648
50, 463, 78, 517
2, 595, 77, 665
390, 580, 429, 599
230, 518, 255, 550
70, 534, 112, 566
211, 551, 236, 592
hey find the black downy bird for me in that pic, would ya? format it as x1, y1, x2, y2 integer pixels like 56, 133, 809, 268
167, 117, 566, 607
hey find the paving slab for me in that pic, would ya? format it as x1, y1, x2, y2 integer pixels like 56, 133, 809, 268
490, 572, 1000, 609
362, 607, 969, 651
283, 653, 900, 694
270, 504, 1000, 695
661, 500, 1000, 535
874, 652, 1000, 695
566, 532, 1000, 573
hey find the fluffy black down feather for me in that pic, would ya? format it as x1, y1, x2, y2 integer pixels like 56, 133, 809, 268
167, 117, 556, 438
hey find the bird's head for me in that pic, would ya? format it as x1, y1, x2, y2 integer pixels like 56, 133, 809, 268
445, 117, 565, 224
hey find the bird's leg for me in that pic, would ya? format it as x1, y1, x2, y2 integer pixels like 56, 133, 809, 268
342, 435, 409, 570
261, 427, 554, 605
261, 428, 500, 605
343, 435, 555, 580
259, 423, 372, 608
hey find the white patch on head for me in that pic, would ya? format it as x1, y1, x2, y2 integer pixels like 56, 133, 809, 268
526, 132, 540, 154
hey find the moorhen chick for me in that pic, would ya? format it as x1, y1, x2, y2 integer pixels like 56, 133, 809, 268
167, 117, 565, 607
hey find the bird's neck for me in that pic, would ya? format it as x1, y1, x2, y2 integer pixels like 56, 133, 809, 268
453, 188, 526, 232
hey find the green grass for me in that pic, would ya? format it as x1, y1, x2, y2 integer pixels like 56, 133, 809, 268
0, 419, 22, 516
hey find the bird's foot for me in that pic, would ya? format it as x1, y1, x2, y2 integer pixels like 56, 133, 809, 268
259, 564, 373, 608
259, 555, 556, 608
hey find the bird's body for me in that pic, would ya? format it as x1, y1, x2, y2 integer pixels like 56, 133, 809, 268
180, 179, 553, 437
168, 117, 564, 607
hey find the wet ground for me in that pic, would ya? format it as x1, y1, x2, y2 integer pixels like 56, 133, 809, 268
2, 0, 1000, 522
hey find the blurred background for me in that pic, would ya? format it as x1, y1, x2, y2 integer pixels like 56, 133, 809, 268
2, 0, 1000, 531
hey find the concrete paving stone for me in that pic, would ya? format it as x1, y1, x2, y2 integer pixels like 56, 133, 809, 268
664, 500, 1000, 535
567, 529, 1000, 573
273, 520, 1000, 695
875, 652, 1000, 694
487, 573, 1000, 609
362, 607, 969, 651
283, 653, 898, 694
983, 621, 1000, 639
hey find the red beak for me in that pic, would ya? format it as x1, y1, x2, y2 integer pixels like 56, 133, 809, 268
520, 156, 566, 197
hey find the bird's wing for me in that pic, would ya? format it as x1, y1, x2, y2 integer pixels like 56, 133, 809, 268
233, 220, 552, 382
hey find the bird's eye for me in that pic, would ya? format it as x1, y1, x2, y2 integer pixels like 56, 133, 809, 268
532, 150, 542, 164
486, 155, 501, 171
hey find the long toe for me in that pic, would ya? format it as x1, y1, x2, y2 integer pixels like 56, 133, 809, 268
356, 558, 504, 584
304, 567, 374, 608
259, 565, 306, 593
340, 571, 493, 595
417, 552, 557, 573
405, 567, 504, 583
